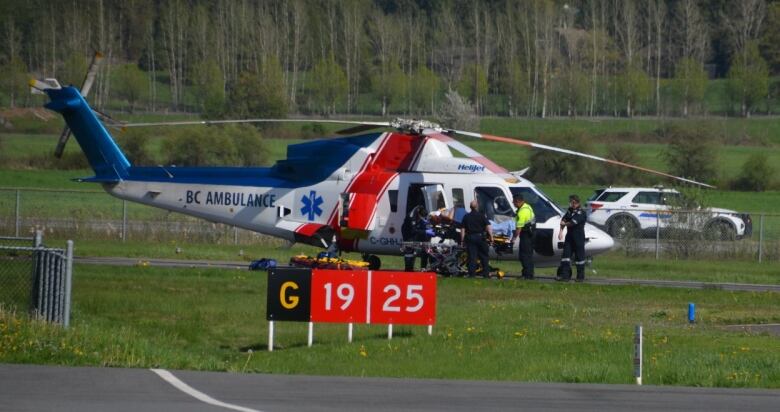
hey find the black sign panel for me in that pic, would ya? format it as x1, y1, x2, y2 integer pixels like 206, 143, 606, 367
266, 267, 312, 321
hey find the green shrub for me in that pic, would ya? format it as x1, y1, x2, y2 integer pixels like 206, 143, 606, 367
526, 134, 594, 184
659, 125, 719, 184
160, 125, 265, 167
116, 130, 156, 166
596, 143, 646, 186
732, 153, 775, 192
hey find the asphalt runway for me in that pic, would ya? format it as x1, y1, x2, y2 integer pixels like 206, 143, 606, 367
1, 364, 778, 412
75, 256, 780, 293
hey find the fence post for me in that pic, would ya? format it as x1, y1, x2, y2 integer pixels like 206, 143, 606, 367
34, 230, 42, 247
15, 189, 21, 237
655, 212, 660, 260
122, 200, 128, 243
234, 226, 239, 245
758, 214, 764, 263
64, 240, 73, 328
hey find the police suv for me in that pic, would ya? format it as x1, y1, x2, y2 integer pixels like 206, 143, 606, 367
586, 187, 751, 240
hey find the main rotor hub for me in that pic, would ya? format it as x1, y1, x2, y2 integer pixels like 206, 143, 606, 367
389, 118, 444, 135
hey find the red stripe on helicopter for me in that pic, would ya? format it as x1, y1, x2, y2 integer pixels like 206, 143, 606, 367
338, 133, 426, 251
293, 133, 384, 246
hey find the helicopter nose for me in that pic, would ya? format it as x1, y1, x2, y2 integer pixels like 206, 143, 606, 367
585, 224, 614, 255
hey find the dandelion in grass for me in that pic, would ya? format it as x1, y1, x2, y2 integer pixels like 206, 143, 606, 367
359, 345, 368, 357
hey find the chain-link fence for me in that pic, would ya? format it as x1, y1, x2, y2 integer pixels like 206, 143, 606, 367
590, 207, 780, 262
1, 188, 779, 262
0, 233, 73, 326
0, 188, 280, 245
0, 235, 37, 314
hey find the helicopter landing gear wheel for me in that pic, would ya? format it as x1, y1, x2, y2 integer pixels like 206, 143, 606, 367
364, 254, 381, 270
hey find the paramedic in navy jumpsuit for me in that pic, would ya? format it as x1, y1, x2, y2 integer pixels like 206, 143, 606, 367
460, 200, 493, 277
556, 194, 587, 282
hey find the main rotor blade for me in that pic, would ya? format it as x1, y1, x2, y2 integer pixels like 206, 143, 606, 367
335, 124, 387, 135
122, 118, 391, 128
450, 130, 716, 188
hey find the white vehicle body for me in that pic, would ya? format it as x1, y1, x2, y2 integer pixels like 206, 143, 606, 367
586, 187, 751, 240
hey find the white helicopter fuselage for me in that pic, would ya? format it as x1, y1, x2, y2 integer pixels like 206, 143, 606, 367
40, 85, 613, 267
104, 136, 613, 267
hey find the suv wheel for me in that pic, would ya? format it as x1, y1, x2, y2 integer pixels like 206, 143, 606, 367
607, 215, 639, 239
705, 220, 736, 241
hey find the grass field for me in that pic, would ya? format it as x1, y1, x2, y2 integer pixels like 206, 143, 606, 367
1, 263, 778, 388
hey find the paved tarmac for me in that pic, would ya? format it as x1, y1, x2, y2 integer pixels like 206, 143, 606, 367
75, 256, 780, 293
1, 364, 778, 412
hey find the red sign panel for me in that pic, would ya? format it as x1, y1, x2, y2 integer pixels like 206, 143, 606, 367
369, 271, 437, 325
310, 269, 369, 323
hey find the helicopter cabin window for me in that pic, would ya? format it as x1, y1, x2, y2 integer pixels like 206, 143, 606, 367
452, 188, 465, 209
474, 187, 514, 221
451, 188, 467, 222
388, 190, 398, 213
509, 187, 562, 222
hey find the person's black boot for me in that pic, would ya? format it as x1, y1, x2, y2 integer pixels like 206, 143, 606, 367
556, 264, 571, 281
575, 264, 585, 282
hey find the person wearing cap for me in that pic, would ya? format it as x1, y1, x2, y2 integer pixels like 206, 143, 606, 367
556, 194, 587, 282
512, 194, 535, 279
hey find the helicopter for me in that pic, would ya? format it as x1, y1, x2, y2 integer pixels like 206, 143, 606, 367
30, 60, 712, 271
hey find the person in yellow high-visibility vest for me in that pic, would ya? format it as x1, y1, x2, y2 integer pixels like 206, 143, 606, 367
512, 194, 536, 279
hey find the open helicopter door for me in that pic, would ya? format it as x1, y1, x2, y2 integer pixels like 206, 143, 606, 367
339, 192, 377, 239
421, 184, 448, 213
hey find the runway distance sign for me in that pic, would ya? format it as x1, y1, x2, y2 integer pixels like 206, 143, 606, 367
266, 268, 437, 326
310, 269, 369, 323
266, 267, 311, 321
369, 271, 436, 325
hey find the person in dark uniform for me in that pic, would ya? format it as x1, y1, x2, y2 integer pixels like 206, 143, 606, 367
401, 206, 434, 271
556, 194, 587, 282
512, 194, 535, 279
460, 200, 493, 277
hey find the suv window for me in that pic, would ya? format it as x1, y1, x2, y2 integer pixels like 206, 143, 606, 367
588, 189, 605, 202
632, 191, 661, 205
597, 191, 628, 202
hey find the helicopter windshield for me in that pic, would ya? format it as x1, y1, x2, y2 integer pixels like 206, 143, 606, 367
509, 187, 562, 222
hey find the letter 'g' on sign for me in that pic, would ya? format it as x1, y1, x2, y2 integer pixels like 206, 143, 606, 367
267, 267, 311, 321
280, 281, 299, 309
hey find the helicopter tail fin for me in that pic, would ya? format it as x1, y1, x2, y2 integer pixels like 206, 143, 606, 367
40, 84, 130, 181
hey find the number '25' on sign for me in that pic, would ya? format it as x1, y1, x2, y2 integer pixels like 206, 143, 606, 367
309, 270, 436, 326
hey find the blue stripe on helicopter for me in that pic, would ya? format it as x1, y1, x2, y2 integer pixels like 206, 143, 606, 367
639, 213, 672, 219
120, 134, 382, 187
42, 86, 383, 187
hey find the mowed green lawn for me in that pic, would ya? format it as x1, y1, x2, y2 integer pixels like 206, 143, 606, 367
1, 263, 778, 388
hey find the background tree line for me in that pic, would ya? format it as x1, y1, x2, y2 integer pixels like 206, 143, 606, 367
1, 0, 779, 119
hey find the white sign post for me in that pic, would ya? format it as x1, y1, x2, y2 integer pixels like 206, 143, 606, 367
634, 325, 643, 385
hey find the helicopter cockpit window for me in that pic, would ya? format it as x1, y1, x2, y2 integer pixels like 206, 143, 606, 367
474, 187, 514, 221
509, 187, 562, 222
